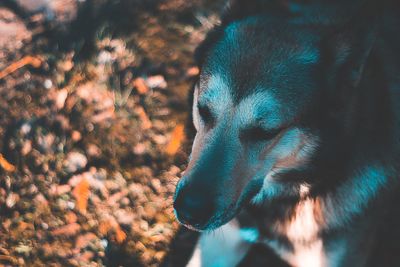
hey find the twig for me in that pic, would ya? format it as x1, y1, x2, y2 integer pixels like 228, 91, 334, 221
0, 254, 17, 264
0, 56, 42, 80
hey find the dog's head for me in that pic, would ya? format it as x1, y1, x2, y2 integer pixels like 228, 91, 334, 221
174, 3, 377, 231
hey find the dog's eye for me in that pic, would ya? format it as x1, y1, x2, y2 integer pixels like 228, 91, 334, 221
198, 104, 213, 124
240, 127, 281, 142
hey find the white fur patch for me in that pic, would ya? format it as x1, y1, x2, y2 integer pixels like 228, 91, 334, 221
187, 220, 251, 267
264, 196, 326, 267
261, 165, 388, 267
286, 192, 318, 242
192, 85, 200, 131
201, 74, 232, 115
286, 240, 326, 267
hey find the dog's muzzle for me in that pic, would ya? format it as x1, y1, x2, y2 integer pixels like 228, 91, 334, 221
173, 182, 216, 230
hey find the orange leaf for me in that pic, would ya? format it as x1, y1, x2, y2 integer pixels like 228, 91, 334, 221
51, 223, 80, 236
99, 220, 112, 236
72, 178, 90, 214
65, 211, 78, 224
133, 77, 149, 95
165, 124, 185, 156
187, 66, 199, 77
135, 106, 152, 130
115, 225, 127, 244
0, 56, 42, 79
0, 154, 15, 172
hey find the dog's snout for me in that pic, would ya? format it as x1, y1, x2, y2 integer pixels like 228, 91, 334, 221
173, 187, 215, 227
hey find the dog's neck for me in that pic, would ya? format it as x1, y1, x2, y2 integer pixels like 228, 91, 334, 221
245, 165, 392, 267
262, 196, 376, 267
266, 197, 336, 267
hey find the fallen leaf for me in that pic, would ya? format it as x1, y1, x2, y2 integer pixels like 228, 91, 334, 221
133, 77, 149, 95
186, 66, 199, 77
15, 244, 32, 255
165, 124, 185, 156
55, 88, 68, 109
0, 255, 17, 264
79, 251, 94, 262
72, 178, 90, 214
21, 140, 32, 155
18, 221, 33, 232
75, 232, 97, 249
71, 130, 82, 141
107, 189, 128, 206
5, 193, 19, 208
0, 55, 42, 79
64, 152, 88, 174
0, 154, 15, 172
114, 209, 134, 225
115, 225, 126, 244
51, 223, 80, 236
135, 106, 152, 129
65, 211, 78, 224
50, 184, 71, 196
146, 75, 167, 89
98, 221, 112, 236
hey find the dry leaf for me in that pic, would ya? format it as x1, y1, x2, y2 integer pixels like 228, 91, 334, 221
0, 255, 17, 265
0, 154, 15, 172
135, 106, 152, 130
115, 225, 127, 244
165, 124, 185, 155
55, 88, 68, 109
146, 75, 167, 89
50, 184, 71, 196
99, 220, 112, 236
75, 232, 97, 249
18, 221, 33, 231
0, 56, 42, 79
51, 223, 80, 236
72, 178, 90, 214
65, 211, 78, 224
133, 77, 149, 95
186, 66, 199, 77
6, 193, 19, 208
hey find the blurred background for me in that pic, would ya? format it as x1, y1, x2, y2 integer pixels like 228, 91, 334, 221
0, 0, 225, 266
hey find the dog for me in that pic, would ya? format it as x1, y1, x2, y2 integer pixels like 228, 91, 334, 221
173, 0, 400, 266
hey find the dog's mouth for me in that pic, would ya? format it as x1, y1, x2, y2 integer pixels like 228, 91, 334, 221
174, 182, 265, 231
173, 173, 265, 231
174, 201, 239, 232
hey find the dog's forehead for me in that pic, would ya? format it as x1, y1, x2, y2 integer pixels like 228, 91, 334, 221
197, 74, 290, 128
200, 17, 319, 105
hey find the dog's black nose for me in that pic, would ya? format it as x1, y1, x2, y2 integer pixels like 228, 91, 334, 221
173, 190, 215, 227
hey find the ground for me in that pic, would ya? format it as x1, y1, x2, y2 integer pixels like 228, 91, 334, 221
0, 1, 223, 266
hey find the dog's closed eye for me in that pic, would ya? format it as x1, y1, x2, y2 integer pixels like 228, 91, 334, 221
240, 126, 281, 142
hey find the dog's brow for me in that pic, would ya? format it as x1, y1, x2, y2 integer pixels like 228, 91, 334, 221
237, 91, 283, 129
197, 74, 232, 112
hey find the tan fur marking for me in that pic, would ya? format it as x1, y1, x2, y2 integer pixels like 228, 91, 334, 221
268, 196, 328, 267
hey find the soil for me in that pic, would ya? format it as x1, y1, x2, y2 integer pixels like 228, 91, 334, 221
0, 1, 223, 266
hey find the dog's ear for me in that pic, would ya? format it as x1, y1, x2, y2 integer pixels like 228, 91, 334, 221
322, 2, 380, 88
319, 2, 382, 136
329, 26, 377, 89
194, 0, 285, 68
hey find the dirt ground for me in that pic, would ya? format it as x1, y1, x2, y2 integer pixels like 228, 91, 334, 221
0, 1, 223, 266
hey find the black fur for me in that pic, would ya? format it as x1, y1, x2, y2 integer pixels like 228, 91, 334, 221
175, 0, 400, 265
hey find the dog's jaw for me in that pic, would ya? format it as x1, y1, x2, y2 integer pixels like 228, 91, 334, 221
175, 200, 241, 232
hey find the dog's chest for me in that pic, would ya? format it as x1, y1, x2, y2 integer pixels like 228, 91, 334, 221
261, 198, 346, 267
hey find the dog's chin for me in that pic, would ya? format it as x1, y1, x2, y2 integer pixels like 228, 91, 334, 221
177, 205, 239, 232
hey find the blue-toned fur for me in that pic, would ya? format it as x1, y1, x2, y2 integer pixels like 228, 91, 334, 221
174, 0, 400, 266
